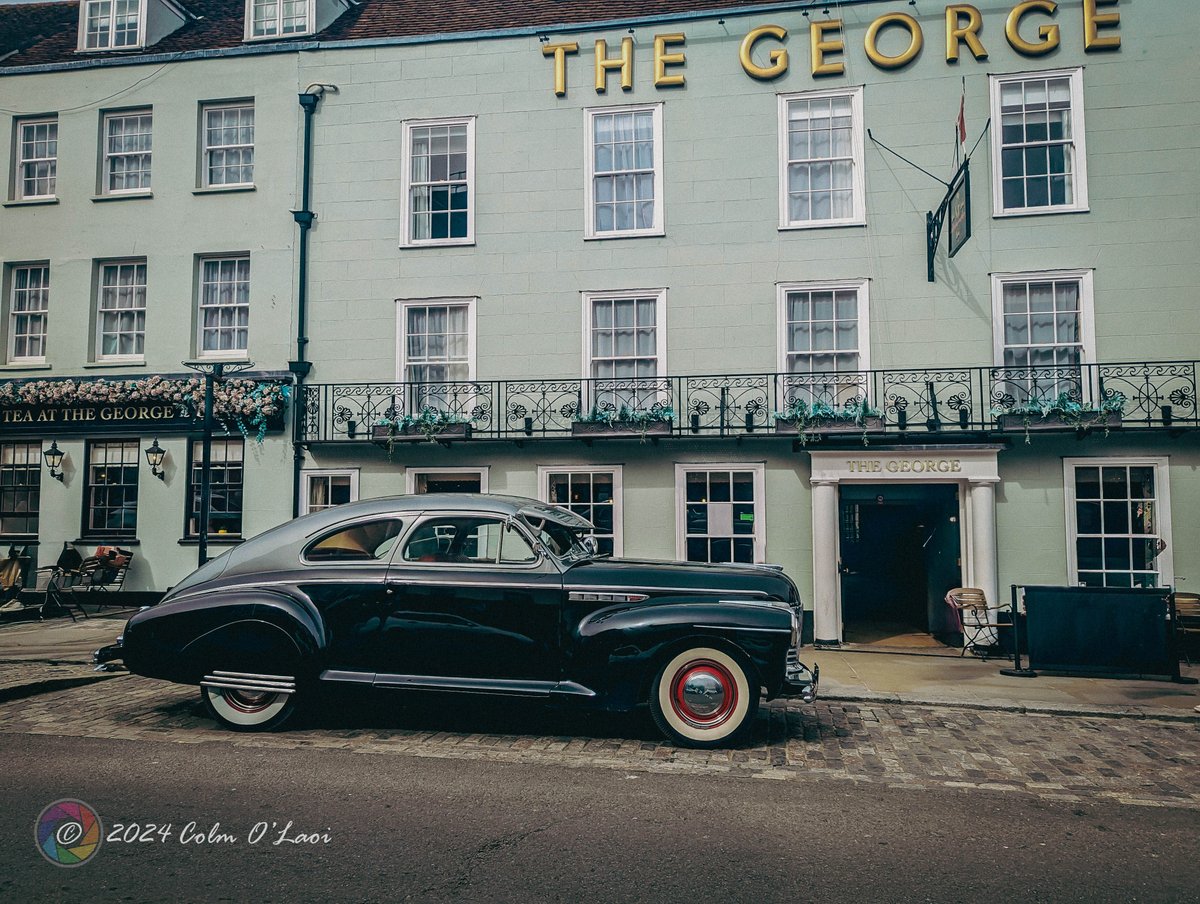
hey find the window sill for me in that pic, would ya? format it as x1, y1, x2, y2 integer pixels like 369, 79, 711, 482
583, 230, 666, 241
82, 360, 146, 369
400, 239, 476, 249
75, 537, 140, 546
992, 206, 1090, 219
0, 362, 52, 370
91, 192, 153, 203
243, 31, 314, 43
193, 185, 256, 196
778, 220, 867, 231
0, 536, 39, 545
3, 197, 59, 208
177, 536, 244, 546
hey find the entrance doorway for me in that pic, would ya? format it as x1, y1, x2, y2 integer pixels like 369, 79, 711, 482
838, 484, 962, 647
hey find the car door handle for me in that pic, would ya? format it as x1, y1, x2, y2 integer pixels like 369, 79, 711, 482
384, 580, 407, 596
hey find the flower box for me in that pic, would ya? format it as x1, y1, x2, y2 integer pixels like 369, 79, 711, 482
571, 419, 673, 439
371, 422, 472, 444
996, 412, 1122, 433
774, 416, 885, 436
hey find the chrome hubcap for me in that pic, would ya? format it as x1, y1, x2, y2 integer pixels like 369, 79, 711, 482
680, 670, 726, 717
670, 659, 738, 728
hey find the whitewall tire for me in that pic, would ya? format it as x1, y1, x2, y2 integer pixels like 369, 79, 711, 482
201, 685, 296, 732
650, 646, 759, 749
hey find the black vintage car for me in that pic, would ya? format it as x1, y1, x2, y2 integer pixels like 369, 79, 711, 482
95, 494, 817, 748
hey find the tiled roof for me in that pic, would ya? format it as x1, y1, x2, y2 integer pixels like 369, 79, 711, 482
0, 0, 791, 70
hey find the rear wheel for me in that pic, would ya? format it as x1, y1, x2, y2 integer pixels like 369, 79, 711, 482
650, 646, 759, 749
201, 685, 297, 732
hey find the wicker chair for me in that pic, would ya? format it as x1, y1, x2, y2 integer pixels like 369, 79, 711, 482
944, 587, 1004, 658
1173, 592, 1200, 665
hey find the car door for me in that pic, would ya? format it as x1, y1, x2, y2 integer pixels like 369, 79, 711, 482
294, 516, 406, 673
378, 513, 563, 682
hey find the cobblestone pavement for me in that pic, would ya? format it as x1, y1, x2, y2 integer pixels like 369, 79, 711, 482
2, 673, 1197, 811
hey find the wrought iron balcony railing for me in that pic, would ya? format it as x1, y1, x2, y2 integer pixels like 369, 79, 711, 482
297, 361, 1199, 444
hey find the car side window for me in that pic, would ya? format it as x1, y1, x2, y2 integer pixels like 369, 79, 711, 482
305, 519, 404, 562
402, 517, 537, 566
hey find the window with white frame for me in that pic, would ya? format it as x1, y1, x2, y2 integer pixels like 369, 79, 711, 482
202, 102, 254, 187
96, 260, 146, 361
401, 118, 474, 246
990, 69, 1088, 215
583, 290, 667, 413
14, 118, 58, 200
1066, 459, 1172, 589
8, 265, 50, 363
102, 110, 153, 194
198, 256, 250, 357
397, 299, 476, 412
992, 271, 1094, 402
405, 468, 488, 495
301, 470, 359, 515
676, 464, 765, 565
779, 87, 865, 228
81, 0, 142, 50
247, 0, 310, 38
539, 467, 623, 557
778, 281, 869, 408
585, 104, 664, 238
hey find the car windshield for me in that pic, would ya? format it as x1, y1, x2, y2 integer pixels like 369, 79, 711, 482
521, 516, 595, 563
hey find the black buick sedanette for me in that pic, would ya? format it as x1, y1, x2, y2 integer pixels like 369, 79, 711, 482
95, 494, 818, 747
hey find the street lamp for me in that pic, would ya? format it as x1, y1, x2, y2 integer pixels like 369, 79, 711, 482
42, 441, 65, 482
144, 438, 166, 480
183, 360, 254, 566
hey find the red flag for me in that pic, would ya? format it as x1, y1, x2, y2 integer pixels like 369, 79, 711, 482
957, 90, 967, 147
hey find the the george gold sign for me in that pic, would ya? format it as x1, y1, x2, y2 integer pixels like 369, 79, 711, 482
1, 404, 184, 425
542, 0, 1121, 95
846, 458, 964, 474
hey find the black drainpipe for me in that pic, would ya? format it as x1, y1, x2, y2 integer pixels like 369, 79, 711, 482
289, 87, 326, 518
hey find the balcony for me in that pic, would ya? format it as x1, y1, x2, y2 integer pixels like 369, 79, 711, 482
296, 361, 1199, 445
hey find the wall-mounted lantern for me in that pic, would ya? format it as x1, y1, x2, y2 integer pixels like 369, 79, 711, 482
43, 441, 66, 482
144, 438, 166, 480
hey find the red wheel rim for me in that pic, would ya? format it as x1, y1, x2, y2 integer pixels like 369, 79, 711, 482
669, 658, 738, 729
221, 689, 274, 714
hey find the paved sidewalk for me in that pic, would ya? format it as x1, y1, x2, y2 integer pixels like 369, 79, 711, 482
0, 612, 1197, 717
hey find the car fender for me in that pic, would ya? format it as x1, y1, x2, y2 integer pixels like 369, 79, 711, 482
571, 596, 794, 709
123, 590, 322, 685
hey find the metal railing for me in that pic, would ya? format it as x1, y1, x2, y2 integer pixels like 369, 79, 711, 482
296, 361, 1199, 443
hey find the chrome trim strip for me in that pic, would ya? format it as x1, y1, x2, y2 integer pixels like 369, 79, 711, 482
372, 673, 559, 696
692, 625, 791, 634
201, 675, 296, 694
564, 584, 771, 598
211, 669, 295, 682
568, 591, 649, 603
319, 669, 375, 684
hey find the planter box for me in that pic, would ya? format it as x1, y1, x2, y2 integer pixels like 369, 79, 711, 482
997, 412, 1122, 433
571, 419, 673, 440
371, 422, 472, 444
775, 416, 885, 436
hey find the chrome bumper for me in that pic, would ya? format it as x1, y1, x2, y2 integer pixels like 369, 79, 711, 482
92, 638, 126, 672
781, 649, 819, 703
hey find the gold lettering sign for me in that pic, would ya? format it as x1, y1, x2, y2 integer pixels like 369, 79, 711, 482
846, 459, 964, 474
542, 42, 579, 97
594, 37, 634, 93
739, 24, 788, 80
864, 12, 924, 70
1, 404, 181, 426
1083, 0, 1121, 51
1005, 0, 1060, 56
810, 19, 845, 77
945, 4, 988, 62
653, 33, 687, 87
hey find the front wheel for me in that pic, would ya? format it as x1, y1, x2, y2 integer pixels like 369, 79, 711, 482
201, 685, 297, 732
650, 647, 759, 749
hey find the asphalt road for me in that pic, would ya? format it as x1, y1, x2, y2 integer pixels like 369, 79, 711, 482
0, 732, 1195, 904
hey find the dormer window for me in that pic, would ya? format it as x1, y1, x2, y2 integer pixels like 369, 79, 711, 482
248, 0, 311, 39
82, 0, 143, 50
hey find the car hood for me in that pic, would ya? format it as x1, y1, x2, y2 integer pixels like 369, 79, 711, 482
563, 557, 800, 604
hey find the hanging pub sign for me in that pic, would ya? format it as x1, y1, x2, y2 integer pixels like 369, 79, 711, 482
926, 159, 971, 283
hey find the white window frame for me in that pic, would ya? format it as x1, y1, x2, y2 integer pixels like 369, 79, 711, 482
776, 279, 871, 374
777, 86, 866, 230
95, 259, 147, 363
581, 289, 668, 379
299, 469, 360, 516
244, 0, 314, 40
394, 297, 478, 384
674, 462, 767, 564
1063, 457, 1173, 589
197, 254, 251, 360
400, 116, 476, 248
537, 465, 625, 557
78, 0, 145, 51
989, 68, 1089, 217
201, 101, 255, 188
7, 264, 50, 364
14, 117, 58, 201
991, 269, 1096, 367
584, 103, 665, 240
101, 109, 153, 196
404, 467, 489, 495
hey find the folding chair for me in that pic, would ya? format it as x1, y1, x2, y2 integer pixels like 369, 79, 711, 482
944, 587, 1004, 658
1172, 592, 1200, 665
23, 566, 85, 621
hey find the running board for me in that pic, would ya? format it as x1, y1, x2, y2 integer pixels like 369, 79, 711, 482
201, 670, 296, 695
320, 670, 595, 699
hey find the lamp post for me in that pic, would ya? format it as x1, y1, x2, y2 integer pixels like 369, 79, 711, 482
183, 361, 254, 567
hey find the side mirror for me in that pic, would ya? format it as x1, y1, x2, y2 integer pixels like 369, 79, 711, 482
581, 535, 600, 557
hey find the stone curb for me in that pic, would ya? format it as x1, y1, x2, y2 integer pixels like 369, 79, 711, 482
820, 689, 1200, 723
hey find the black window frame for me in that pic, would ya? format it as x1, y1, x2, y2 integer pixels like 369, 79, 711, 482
82, 438, 140, 541
0, 441, 41, 539
185, 436, 245, 540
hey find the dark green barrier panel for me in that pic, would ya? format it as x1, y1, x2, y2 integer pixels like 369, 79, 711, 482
1022, 586, 1177, 679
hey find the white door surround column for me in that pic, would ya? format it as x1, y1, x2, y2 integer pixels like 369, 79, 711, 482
808, 447, 1003, 647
